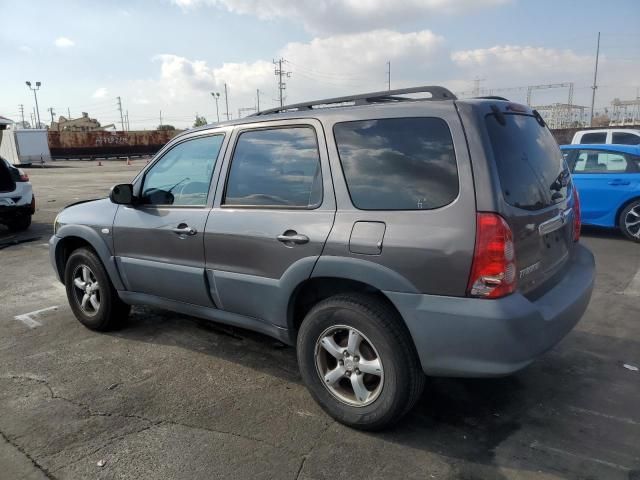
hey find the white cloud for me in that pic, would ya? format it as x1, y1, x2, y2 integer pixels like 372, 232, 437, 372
172, 0, 509, 33
54, 37, 75, 48
451, 45, 593, 75
92, 87, 108, 99
19, 45, 33, 54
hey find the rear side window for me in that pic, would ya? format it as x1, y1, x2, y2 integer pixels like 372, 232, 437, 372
612, 132, 640, 145
573, 150, 630, 173
333, 118, 458, 210
224, 127, 322, 208
486, 114, 569, 210
580, 132, 607, 144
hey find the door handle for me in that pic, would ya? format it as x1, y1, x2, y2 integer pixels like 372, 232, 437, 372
608, 180, 630, 186
277, 232, 309, 244
172, 224, 197, 236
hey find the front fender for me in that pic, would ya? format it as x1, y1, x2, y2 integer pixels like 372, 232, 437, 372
51, 224, 125, 290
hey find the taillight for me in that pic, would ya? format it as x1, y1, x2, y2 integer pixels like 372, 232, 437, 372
18, 169, 29, 182
467, 213, 517, 299
572, 185, 581, 242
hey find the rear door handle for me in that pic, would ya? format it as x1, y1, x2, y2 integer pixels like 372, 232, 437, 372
277, 232, 309, 244
172, 224, 197, 236
608, 180, 630, 186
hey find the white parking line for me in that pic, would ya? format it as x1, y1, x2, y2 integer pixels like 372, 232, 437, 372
14, 306, 59, 329
622, 266, 640, 297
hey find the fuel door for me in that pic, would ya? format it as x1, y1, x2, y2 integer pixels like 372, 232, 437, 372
349, 221, 386, 255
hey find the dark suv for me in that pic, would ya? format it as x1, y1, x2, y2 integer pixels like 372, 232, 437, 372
50, 86, 595, 430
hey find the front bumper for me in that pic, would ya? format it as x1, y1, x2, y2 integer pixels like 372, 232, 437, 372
385, 244, 595, 377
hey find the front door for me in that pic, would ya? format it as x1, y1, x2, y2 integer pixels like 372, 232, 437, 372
113, 133, 226, 306
204, 120, 335, 327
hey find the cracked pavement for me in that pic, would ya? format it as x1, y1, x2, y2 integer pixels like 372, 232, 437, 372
0, 160, 639, 479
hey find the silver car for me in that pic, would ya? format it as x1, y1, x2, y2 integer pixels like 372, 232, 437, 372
50, 86, 595, 429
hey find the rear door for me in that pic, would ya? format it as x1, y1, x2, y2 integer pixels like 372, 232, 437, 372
203, 119, 335, 326
570, 148, 640, 224
484, 111, 575, 295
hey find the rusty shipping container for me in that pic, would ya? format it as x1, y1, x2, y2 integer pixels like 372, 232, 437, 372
48, 130, 181, 158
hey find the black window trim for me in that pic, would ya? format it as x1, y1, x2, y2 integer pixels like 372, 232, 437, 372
220, 124, 324, 210
138, 132, 226, 209
571, 148, 637, 175
332, 116, 460, 212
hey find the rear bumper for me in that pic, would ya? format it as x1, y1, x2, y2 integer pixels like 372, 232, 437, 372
0, 203, 34, 221
385, 244, 595, 377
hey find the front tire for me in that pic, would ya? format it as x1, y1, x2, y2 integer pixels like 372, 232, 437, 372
297, 293, 425, 430
64, 248, 130, 331
619, 200, 640, 243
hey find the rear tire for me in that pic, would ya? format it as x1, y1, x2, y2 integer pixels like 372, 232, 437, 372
64, 248, 130, 331
619, 200, 640, 243
7, 214, 31, 232
297, 293, 425, 430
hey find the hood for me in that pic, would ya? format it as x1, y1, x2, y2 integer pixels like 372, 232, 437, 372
56, 198, 119, 230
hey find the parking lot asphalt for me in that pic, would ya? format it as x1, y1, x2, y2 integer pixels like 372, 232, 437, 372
0, 160, 639, 480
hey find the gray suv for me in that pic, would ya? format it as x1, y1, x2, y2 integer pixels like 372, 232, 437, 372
50, 86, 595, 430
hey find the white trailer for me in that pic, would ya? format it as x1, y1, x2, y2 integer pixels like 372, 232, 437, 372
0, 128, 51, 166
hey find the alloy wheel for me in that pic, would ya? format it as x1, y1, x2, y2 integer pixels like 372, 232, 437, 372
624, 204, 640, 239
315, 325, 384, 407
72, 265, 101, 316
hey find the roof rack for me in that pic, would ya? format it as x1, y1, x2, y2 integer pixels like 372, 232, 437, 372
253, 85, 456, 116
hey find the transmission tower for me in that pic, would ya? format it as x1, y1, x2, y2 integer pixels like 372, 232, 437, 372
273, 58, 291, 107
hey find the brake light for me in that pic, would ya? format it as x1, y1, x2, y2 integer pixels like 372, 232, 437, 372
18, 169, 29, 182
467, 213, 517, 299
572, 185, 581, 242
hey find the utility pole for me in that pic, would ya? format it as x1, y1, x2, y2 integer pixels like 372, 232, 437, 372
159, 110, 163, 127
67, 107, 71, 119
211, 92, 220, 122
256, 89, 261, 112
472, 77, 485, 97
273, 58, 291, 107
47, 107, 55, 126
590, 32, 601, 127
224, 83, 230, 121
126, 110, 130, 131
386, 61, 391, 91
30, 112, 35, 128
25, 81, 42, 128
19, 104, 25, 126
117, 96, 124, 131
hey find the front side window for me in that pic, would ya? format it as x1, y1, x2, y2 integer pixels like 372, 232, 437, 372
580, 132, 607, 144
224, 127, 322, 208
142, 135, 224, 206
334, 118, 458, 210
573, 150, 630, 173
612, 132, 640, 145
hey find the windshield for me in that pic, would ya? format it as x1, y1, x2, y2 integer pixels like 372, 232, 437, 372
486, 113, 569, 210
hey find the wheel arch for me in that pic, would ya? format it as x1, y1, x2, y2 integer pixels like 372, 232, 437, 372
287, 276, 408, 343
54, 225, 125, 290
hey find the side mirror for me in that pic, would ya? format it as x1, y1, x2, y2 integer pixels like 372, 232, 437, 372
110, 184, 134, 205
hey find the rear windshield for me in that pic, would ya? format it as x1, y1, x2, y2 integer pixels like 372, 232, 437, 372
486, 114, 569, 210
0, 157, 15, 192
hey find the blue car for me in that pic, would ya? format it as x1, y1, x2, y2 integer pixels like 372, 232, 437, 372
561, 144, 640, 242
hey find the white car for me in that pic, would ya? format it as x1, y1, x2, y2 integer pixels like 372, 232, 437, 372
571, 128, 640, 145
0, 156, 34, 231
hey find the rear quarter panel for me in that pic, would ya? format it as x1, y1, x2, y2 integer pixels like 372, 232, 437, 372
317, 102, 476, 296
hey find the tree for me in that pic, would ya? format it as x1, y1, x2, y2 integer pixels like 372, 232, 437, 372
193, 115, 207, 127
157, 124, 176, 131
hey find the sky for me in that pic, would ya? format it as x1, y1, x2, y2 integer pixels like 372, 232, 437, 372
1, 0, 639, 130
